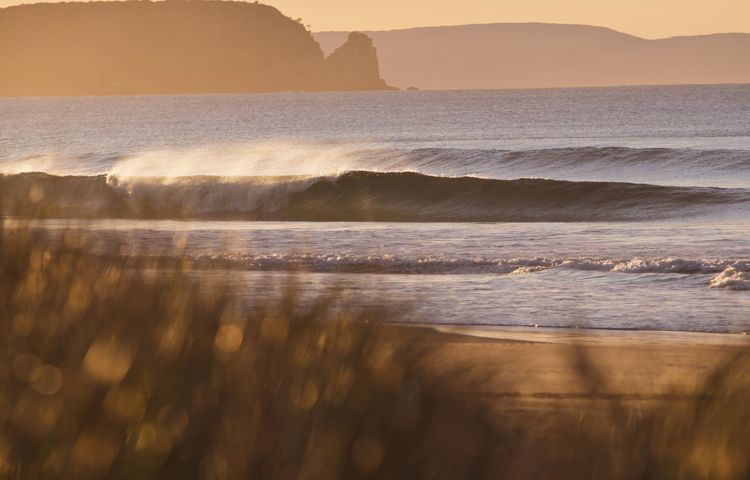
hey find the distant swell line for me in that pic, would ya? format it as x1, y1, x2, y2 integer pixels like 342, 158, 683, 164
1, 171, 749, 222
358, 146, 750, 174
4, 146, 750, 184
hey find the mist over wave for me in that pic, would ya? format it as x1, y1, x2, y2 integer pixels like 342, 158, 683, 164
1, 171, 748, 222
3, 145, 749, 188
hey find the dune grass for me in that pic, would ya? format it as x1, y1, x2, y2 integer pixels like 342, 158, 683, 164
0, 226, 517, 479
1, 224, 750, 479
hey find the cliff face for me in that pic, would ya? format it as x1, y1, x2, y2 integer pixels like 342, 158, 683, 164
325, 32, 390, 91
0, 1, 391, 96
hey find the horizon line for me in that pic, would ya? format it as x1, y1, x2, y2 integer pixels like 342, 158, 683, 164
2, 83, 749, 100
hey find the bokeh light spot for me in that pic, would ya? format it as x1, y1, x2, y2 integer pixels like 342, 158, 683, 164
83, 337, 135, 384
31, 365, 64, 395
351, 436, 384, 474
215, 324, 244, 353
104, 385, 147, 424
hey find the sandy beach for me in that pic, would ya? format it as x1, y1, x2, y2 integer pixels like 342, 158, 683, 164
413, 326, 750, 476
428, 326, 749, 396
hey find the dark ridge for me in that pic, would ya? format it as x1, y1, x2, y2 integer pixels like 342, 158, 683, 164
0, 1, 392, 96
325, 32, 392, 91
314, 23, 750, 90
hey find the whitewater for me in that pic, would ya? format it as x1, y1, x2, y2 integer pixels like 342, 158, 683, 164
1, 85, 749, 332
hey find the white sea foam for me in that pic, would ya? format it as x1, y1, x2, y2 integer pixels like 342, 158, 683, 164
709, 267, 750, 290
185, 253, 750, 290
611, 258, 750, 274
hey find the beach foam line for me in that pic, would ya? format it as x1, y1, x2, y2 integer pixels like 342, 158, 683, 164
174, 254, 750, 290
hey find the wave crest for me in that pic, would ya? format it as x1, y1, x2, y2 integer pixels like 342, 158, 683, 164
1, 171, 748, 222
3, 146, 750, 188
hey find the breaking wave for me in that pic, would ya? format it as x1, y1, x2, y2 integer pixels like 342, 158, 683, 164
1, 171, 749, 222
349, 146, 750, 188
709, 267, 750, 291
2, 146, 750, 187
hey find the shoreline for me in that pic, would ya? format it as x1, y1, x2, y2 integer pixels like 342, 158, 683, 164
418, 323, 750, 394
383, 322, 750, 406
429, 323, 750, 345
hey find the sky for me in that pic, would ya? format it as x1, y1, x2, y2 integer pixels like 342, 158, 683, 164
267, 0, 749, 39
0, 0, 748, 38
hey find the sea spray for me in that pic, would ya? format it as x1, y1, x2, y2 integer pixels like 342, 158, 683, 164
2, 171, 749, 221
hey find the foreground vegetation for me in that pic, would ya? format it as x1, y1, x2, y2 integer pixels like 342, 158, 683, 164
1, 224, 750, 479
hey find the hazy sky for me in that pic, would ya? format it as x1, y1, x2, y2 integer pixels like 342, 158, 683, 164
268, 0, 749, 38
0, 0, 748, 38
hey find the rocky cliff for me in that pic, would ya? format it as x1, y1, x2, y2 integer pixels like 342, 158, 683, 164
0, 1, 391, 96
325, 32, 391, 91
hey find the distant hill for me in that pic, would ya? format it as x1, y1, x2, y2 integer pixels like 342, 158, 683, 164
0, 1, 390, 96
315, 23, 750, 90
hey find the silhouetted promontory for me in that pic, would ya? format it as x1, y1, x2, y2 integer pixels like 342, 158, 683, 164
0, 1, 392, 96
316, 23, 750, 90
325, 32, 390, 91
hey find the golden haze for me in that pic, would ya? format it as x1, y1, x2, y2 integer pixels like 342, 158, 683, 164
261, 0, 750, 38
2, 0, 747, 38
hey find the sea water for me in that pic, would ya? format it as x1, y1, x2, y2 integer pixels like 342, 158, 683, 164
2, 85, 749, 332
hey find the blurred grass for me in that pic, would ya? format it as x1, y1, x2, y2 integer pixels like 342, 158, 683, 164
559, 345, 750, 479
0, 225, 517, 479
1, 223, 750, 479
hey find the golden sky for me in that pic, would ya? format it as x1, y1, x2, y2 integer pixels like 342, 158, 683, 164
1, 0, 748, 38
269, 0, 750, 38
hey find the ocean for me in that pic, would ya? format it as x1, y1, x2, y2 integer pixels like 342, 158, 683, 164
1, 84, 749, 332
